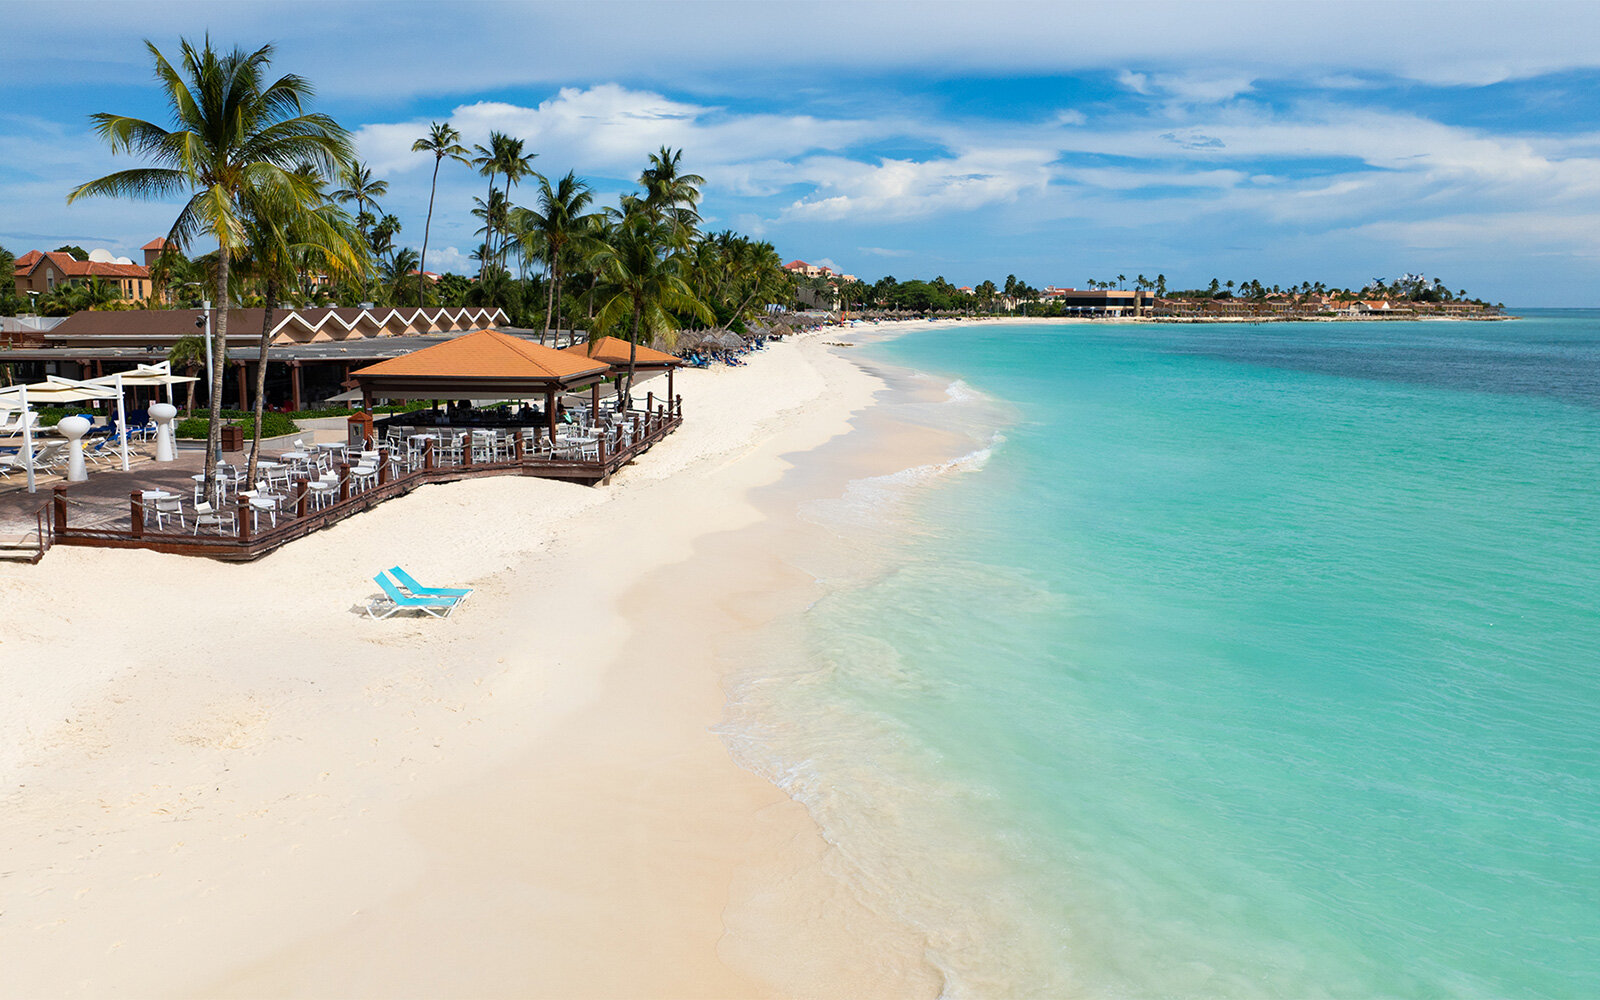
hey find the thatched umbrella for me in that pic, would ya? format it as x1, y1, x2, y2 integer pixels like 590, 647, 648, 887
712, 331, 744, 350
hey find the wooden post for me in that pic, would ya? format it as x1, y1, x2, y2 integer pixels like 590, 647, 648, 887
130, 492, 144, 540
676, 394, 683, 419
338, 461, 350, 502
667, 367, 674, 407
514, 432, 525, 462
289, 361, 302, 412
296, 482, 308, 518
237, 497, 251, 542
235, 361, 249, 410
378, 446, 390, 485
53, 485, 67, 534
463, 434, 474, 467
591, 381, 600, 418
646, 392, 654, 422
424, 438, 435, 470
546, 388, 557, 441
597, 433, 607, 468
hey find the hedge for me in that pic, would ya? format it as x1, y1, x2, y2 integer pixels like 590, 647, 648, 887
174, 412, 299, 440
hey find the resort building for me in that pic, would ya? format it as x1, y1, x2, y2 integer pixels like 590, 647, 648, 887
0, 305, 508, 410
13, 248, 153, 304
1038, 287, 1155, 317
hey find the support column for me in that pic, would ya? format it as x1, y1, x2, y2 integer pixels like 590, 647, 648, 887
235, 361, 248, 410
546, 388, 556, 441
289, 361, 303, 411
591, 381, 600, 416
667, 367, 674, 409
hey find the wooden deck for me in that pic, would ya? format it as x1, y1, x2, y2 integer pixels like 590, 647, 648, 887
4, 406, 682, 562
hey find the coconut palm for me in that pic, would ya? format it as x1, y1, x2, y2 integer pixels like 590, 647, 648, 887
411, 121, 468, 308
69, 37, 351, 494
638, 146, 705, 237
470, 132, 536, 277
332, 160, 387, 298
515, 171, 598, 339
593, 209, 712, 409
240, 170, 363, 481
168, 335, 207, 414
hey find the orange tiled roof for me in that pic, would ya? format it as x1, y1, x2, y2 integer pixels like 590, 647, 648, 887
14, 250, 149, 280
142, 238, 167, 251
561, 335, 681, 368
351, 329, 608, 381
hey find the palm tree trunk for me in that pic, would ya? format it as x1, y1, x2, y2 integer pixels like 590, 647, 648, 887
247, 278, 277, 485
419, 156, 440, 309
204, 250, 229, 498
543, 253, 558, 340
478, 172, 497, 282
624, 304, 640, 412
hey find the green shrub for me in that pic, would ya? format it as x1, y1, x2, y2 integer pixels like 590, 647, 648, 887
174, 413, 299, 439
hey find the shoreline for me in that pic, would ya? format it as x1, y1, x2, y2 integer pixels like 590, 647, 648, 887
0, 319, 979, 997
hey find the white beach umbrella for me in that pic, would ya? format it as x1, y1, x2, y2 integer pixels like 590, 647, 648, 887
87, 363, 199, 471
0, 377, 117, 493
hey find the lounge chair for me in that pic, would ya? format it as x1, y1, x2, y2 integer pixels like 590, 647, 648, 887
366, 572, 463, 619
387, 566, 473, 600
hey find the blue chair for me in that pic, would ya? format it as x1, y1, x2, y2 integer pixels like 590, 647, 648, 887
366, 572, 463, 619
387, 566, 473, 600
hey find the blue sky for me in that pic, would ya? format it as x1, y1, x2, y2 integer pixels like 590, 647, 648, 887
5, 0, 1600, 305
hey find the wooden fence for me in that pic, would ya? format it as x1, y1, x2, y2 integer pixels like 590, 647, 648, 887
47, 401, 683, 561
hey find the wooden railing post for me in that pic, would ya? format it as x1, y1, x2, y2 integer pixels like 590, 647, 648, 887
237, 497, 251, 542
463, 435, 474, 467
338, 461, 350, 502
377, 446, 390, 486
676, 394, 684, 418
514, 432, 525, 462
296, 481, 309, 518
53, 485, 68, 534
424, 438, 435, 470
130, 492, 144, 540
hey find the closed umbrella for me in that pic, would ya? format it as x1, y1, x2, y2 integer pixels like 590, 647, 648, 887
88, 363, 200, 471
0, 377, 118, 493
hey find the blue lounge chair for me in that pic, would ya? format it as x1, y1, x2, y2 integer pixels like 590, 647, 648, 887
366, 572, 463, 619
387, 566, 473, 600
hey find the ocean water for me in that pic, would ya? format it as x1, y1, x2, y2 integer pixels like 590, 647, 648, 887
726, 312, 1600, 997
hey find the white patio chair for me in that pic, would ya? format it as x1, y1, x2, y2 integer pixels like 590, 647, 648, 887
152, 495, 186, 531
192, 500, 236, 534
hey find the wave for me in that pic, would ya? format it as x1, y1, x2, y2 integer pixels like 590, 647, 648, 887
798, 432, 1004, 531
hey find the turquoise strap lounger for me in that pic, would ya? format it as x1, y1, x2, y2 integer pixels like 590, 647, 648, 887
387, 565, 473, 599
367, 572, 463, 619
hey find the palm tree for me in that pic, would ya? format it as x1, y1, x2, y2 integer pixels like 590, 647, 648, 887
470, 132, 536, 276
493, 137, 537, 271
332, 160, 387, 299
70, 37, 350, 495
593, 209, 712, 409
168, 335, 207, 414
411, 122, 468, 309
240, 169, 363, 481
516, 171, 597, 339
638, 146, 705, 238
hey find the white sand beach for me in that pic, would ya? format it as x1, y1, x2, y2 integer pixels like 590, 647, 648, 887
0, 322, 961, 998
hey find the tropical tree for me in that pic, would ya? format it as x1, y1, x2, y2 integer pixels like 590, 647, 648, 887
332, 159, 387, 298
593, 209, 712, 408
67, 37, 351, 495
411, 121, 468, 308
635, 146, 704, 245
240, 168, 363, 481
470, 132, 536, 276
168, 335, 206, 414
515, 170, 598, 339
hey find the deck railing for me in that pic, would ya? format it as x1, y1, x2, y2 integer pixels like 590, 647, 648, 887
46, 400, 682, 561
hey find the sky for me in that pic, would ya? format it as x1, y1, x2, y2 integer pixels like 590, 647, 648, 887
4, 0, 1600, 306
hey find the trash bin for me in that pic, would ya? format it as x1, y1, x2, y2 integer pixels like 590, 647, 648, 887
347, 411, 374, 452
219, 424, 244, 452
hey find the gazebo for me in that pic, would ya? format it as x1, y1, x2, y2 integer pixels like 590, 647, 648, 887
349, 329, 610, 440
561, 335, 683, 407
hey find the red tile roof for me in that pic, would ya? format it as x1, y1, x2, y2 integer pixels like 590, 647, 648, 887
13, 250, 148, 280
561, 335, 681, 369
352, 329, 607, 382
142, 238, 167, 251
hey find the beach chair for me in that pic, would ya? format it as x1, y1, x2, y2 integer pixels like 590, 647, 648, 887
0, 445, 45, 478
387, 566, 473, 601
366, 572, 463, 619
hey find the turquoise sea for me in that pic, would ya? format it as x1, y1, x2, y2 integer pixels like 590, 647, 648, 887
728, 312, 1600, 997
